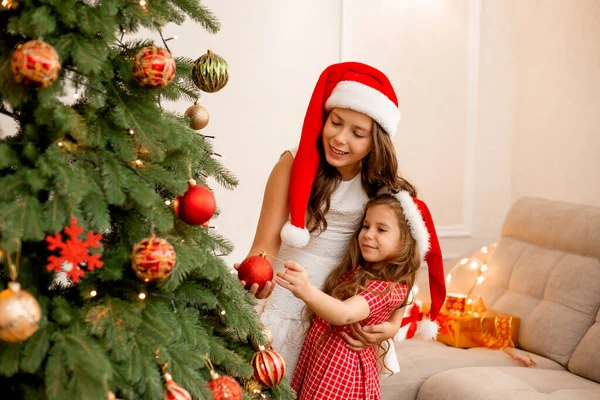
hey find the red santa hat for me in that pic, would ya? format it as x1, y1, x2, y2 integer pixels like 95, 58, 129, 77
395, 191, 446, 324
280, 62, 446, 323
281, 62, 400, 248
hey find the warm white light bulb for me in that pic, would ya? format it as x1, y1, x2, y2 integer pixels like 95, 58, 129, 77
460, 258, 468, 265
480, 264, 488, 272
476, 276, 485, 285
135, 159, 143, 166
165, 200, 171, 206
470, 261, 479, 269
139, 293, 146, 300
481, 246, 488, 254
446, 274, 452, 284
73, 92, 80, 100
220, 309, 226, 315
139, 0, 146, 6
90, 290, 97, 297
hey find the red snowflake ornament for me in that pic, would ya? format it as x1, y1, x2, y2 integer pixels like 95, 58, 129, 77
46, 217, 103, 283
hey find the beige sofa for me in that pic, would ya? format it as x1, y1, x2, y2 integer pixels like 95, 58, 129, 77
381, 197, 600, 400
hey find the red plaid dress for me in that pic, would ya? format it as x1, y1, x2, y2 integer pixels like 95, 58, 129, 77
291, 273, 407, 400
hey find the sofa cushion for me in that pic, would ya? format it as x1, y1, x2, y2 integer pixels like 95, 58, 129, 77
569, 309, 600, 383
471, 197, 600, 367
380, 339, 563, 400
417, 367, 600, 400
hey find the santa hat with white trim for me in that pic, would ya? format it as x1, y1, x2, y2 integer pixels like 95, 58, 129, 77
393, 190, 446, 337
281, 62, 401, 248
280, 62, 446, 327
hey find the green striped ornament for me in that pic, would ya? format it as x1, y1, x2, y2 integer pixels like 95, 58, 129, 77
191, 49, 229, 93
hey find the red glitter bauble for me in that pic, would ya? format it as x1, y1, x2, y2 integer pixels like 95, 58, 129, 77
208, 375, 242, 400
132, 46, 176, 88
130, 235, 176, 281
237, 252, 273, 292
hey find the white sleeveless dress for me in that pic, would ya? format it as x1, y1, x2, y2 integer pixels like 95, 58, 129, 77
260, 148, 385, 378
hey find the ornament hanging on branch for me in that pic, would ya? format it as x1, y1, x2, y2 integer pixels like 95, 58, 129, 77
237, 252, 274, 292
174, 179, 216, 226
203, 356, 242, 400
191, 49, 229, 93
0, 282, 42, 343
46, 217, 103, 283
0, 249, 42, 343
251, 346, 286, 388
132, 46, 176, 88
184, 101, 210, 130
130, 235, 176, 282
11, 39, 61, 89
161, 365, 192, 400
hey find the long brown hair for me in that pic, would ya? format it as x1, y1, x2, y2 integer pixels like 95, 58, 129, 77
306, 120, 417, 234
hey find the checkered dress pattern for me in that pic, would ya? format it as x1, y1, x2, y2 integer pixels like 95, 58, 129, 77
291, 275, 407, 400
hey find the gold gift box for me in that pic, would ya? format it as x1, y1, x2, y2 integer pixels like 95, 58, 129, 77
435, 308, 521, 349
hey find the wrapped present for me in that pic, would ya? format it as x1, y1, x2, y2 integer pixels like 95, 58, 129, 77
436, 308, 520, 349
424, 297, 534, 366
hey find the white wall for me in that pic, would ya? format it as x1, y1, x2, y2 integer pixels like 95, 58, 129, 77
511, 0, 600, 208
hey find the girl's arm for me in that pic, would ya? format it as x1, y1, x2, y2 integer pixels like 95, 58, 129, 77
275, 261, 371, 326
342, 307, 405, 351
236, 152, 293, 298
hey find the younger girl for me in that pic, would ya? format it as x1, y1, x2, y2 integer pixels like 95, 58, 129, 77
276, 193, 432, 399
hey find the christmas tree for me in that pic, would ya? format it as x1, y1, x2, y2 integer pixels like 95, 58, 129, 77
0, 1, 294, 399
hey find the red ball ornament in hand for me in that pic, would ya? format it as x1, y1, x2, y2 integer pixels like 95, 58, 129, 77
132, 46, 176, 88
208, 373, 242, 400
11, 40, 61, 89
251, 346, 286, 388
174, 180, 216, 226
131, 235, 176, 282
237, 252, 273, 292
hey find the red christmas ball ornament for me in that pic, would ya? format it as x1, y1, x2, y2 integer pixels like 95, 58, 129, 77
11, 40, 61, 89
132, 46, 176, 88
208, 372, 242, 400
251, 346, 286, 388
175, 179, 216, 226
237, 252, 273, 292
131, 235, 176, 282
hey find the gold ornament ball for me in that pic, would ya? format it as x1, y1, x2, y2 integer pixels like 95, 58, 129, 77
184, 101, 210, 130
0, 282, 42, 342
